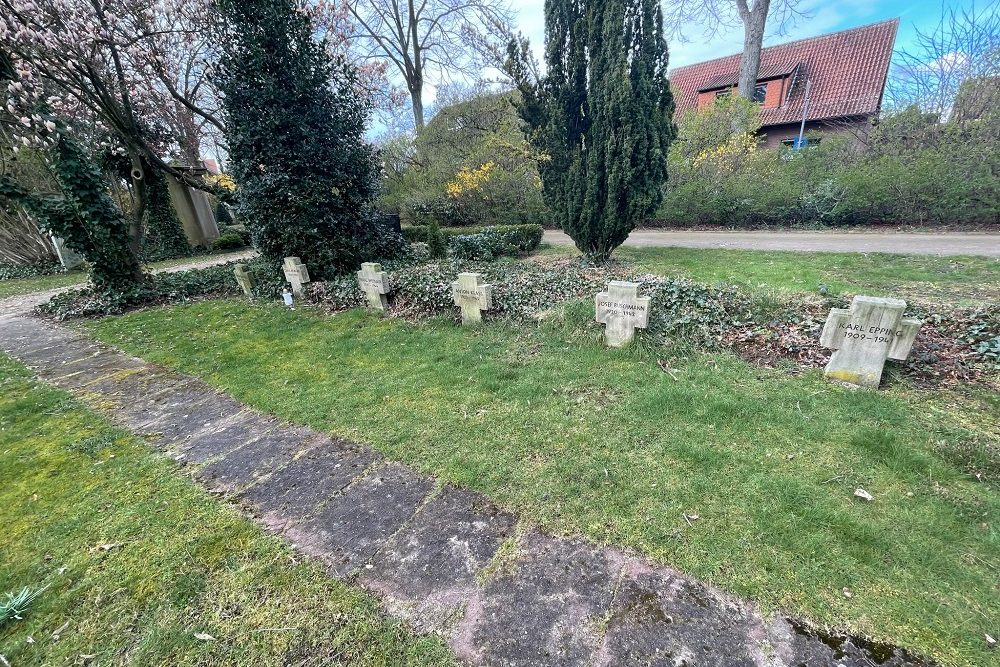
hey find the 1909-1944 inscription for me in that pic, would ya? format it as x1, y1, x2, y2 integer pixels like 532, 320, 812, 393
820, 296, 921, 388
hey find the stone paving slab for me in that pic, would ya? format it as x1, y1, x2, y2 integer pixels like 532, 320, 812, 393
135, 389, 248, 451
239, 438, 381, 527
195, 424, 321, 492
290, 462, 436, 577
177, 410, 280, 464
593, 559, 766, 667
361, 486, 518, 633
0, 313, 937, 667
452, 531, 624, 667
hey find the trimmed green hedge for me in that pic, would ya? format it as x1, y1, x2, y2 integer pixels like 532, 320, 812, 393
401, 224, 543, 255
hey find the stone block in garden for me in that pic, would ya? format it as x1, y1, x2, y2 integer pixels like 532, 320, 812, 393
451, 272, 492, 325
595, 281, 651, 347
820, 295, 921, 388
282, 256, 311, 296
234, 263, 254, 297
357, 262, 390, 311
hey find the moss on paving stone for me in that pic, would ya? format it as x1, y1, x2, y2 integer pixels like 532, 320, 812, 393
0, 354, 457, 666
86, 299, 1000, 667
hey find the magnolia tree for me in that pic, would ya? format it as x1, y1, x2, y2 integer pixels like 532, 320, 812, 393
0, 0, 222, 259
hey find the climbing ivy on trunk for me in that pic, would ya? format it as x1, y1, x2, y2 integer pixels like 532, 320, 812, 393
141, 161, 192, 261
0, 132, 145, 290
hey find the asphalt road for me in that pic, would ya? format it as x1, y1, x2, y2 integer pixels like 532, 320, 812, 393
542, 230, 1000, 257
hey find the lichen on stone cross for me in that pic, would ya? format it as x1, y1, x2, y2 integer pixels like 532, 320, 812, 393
282, 257, 310, 296
820, 295, 921, 388
233, 263, 254, 298
451, 272, 492, 325
357, 262, 389, 311
595, 281, 651, 347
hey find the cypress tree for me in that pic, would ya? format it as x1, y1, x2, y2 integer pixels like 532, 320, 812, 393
525, 0, 675, 262
214, 0, 380, 277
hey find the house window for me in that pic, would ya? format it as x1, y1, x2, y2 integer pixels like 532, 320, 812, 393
753, 83, 768, 104
715, 88, 732, 99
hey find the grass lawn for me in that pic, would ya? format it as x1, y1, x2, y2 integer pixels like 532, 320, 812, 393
535, 245, 1000, 304
0, 354, 456, 666
88, 299, 1000, 667
0, 250, 252, 300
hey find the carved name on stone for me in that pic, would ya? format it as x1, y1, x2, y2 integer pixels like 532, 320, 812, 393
451, 272, 492, 325
595, 281, 651, 347
820, 295, 921, 388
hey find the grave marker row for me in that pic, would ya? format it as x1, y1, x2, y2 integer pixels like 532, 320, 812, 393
254, 259, 923, 389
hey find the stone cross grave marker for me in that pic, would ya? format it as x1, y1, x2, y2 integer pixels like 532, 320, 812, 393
282, 256, 310, 297
820, 295, 921, 388
595, 281, 651, 347
451, 272, 492, 325
233, 263, 254, 297
357, 262, 390, 311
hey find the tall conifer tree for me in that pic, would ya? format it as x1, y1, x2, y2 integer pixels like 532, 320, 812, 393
521, 0, 675, 262
215, 0, 380, 277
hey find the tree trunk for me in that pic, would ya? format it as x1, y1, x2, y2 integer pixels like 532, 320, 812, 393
737, 0, 770, 99
410, 86, 425, 130
127, 150, 147, 258
407, 0, 425, 131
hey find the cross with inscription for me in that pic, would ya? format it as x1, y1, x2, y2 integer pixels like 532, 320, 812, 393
820, 295, 922, 388
595, 281, 651, 347
451, 272, 492, 325
282, 257, 311, 297
233, 263, 254, 297
357, 262, 390, 311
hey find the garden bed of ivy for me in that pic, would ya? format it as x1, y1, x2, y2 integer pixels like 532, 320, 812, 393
36, 262, 244, 319
33, 250, 999, 389
305, 257, 1000, 389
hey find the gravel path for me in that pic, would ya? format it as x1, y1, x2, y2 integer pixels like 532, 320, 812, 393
543, 230, 1000, 256
0, 312, 934, 667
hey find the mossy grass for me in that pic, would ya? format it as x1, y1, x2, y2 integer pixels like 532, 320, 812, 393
88, 299, 999, 666
535, 245, 1000, 305
0, 354, 456, 666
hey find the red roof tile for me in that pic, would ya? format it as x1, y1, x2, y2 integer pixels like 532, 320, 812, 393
670, 19, 899, 126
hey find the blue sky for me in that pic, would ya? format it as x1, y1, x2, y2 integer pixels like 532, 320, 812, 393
507, 0, 963, 71
373, 1, 968, 134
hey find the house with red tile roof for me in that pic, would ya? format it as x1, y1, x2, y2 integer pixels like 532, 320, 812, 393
670, 19, 898, 148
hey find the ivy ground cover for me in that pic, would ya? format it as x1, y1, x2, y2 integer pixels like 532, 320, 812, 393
0, 355, 455, 666
88, 299, 999, 667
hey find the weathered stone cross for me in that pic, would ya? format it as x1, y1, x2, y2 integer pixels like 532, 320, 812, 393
451, 272, 492, 325
820, 295, 921, 388
282, 256, 311, 297
595, 281, 651, 347
357, 262, 390, 311
233, 263, 254, 297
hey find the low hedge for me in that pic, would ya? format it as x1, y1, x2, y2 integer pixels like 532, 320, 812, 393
401, 224, 543, 256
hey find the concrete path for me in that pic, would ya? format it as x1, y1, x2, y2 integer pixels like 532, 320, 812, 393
543, 230, 1000, 257
0, 312, 934, 667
